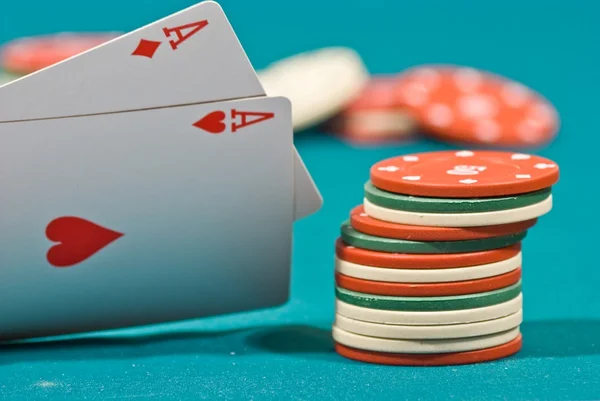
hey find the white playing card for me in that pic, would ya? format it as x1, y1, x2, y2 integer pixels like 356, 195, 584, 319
0, 96, 294, 339
0, 0, 322, 221
0, 1, 263, 121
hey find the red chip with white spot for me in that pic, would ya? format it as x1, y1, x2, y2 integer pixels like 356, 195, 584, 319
394, 65, 559, 147
370, 150, 559, 197
326, 77, 417, 144
1, 33, 121, 75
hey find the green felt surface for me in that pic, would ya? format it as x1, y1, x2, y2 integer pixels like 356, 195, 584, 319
1, 0, 599, 400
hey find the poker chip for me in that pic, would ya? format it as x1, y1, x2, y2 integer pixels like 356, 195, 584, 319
370, 150, 559, 198
335, 253, 522, 284
335, 253, 521, 283
258, 47, 369, 131
336, 281, 522, 311
335, 266, 522, 295
325, 77, 418, 144
363, 196, 552, 227
334, 335, 522, 366
336, 268, 521, 296
1, 33, 121, 75
335, 309, 522, 339
332, 325, 521, 353
336, 238, 522, 269
349, 206, 536, 241
335, 294, 523, 325
393, 65, 559, 147
333, 150, 558, 365
364, 181, 552, 213
341, 221, 526, 254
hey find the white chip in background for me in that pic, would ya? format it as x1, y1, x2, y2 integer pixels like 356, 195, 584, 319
258, 47, 369, 131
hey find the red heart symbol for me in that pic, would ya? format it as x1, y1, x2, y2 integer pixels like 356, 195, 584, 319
46, 217, 124, 268
192, 111, 226, 134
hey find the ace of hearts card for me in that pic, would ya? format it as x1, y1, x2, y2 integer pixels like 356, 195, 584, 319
0, 97, 295, 340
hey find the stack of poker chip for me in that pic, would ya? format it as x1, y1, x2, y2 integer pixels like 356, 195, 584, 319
333, 150, 559, 366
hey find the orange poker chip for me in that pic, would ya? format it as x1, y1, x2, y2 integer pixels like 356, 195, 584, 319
335, 238, 521, 269
335, 267, 521, 297
327, 77, 418, 143
350, 205, 537, 241
394, 65, 559, 147
1, 33, 121, 75
370, 150, 559, 198
335, 335, 522, 366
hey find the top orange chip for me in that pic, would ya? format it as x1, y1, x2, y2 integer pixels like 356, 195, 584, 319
370, 150, 559, 197
394, 65, 559, 147
1, 33, 121, 75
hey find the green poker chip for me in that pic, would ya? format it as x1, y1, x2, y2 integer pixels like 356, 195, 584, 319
340, 221, 526, 254
364, 181, 552, 213
335, 281, 522, 311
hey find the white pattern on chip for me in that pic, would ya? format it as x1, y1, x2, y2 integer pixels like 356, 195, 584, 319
529, 103, 555, 125
453, 68, 483, 93
455, 151, 474, 157
534, 163, 556, 169
378, 166, 400, 172
511, 154, 531, 160
474, 119, 501, 142
458, 94, 498, 120
402, 82, 430, 107
516, 120, 542, 143
412, 68, 441, 90
427, 103, 453, 127
501, 82, 530, 108
402, 176, 421, 181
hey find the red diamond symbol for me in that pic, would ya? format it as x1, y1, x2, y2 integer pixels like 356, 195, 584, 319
131, 39, 162, 58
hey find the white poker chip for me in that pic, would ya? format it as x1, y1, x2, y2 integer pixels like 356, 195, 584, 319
335, 309, 522, 340
332, 325, 520, 353
335, 253, 521, 283
363, 195, 552, 227
335, 294, 522, 325
258, 47, 369, 131
339, 111, 417, 137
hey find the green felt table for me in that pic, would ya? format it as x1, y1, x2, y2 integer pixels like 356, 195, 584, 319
0, 0, 598, 399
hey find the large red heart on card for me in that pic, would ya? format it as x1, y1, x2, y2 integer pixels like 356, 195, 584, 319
193, 110, 227, 134
46, 217, 124, 268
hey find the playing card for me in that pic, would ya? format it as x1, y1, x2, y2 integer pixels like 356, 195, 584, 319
0, 1, 263, 121
0, 0, 322, 221
293, 150, 323, 221
0, 96, 294, 339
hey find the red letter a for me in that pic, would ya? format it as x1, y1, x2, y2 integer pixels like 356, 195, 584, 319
231, 110, 275, 132
163, 20, 209, 50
